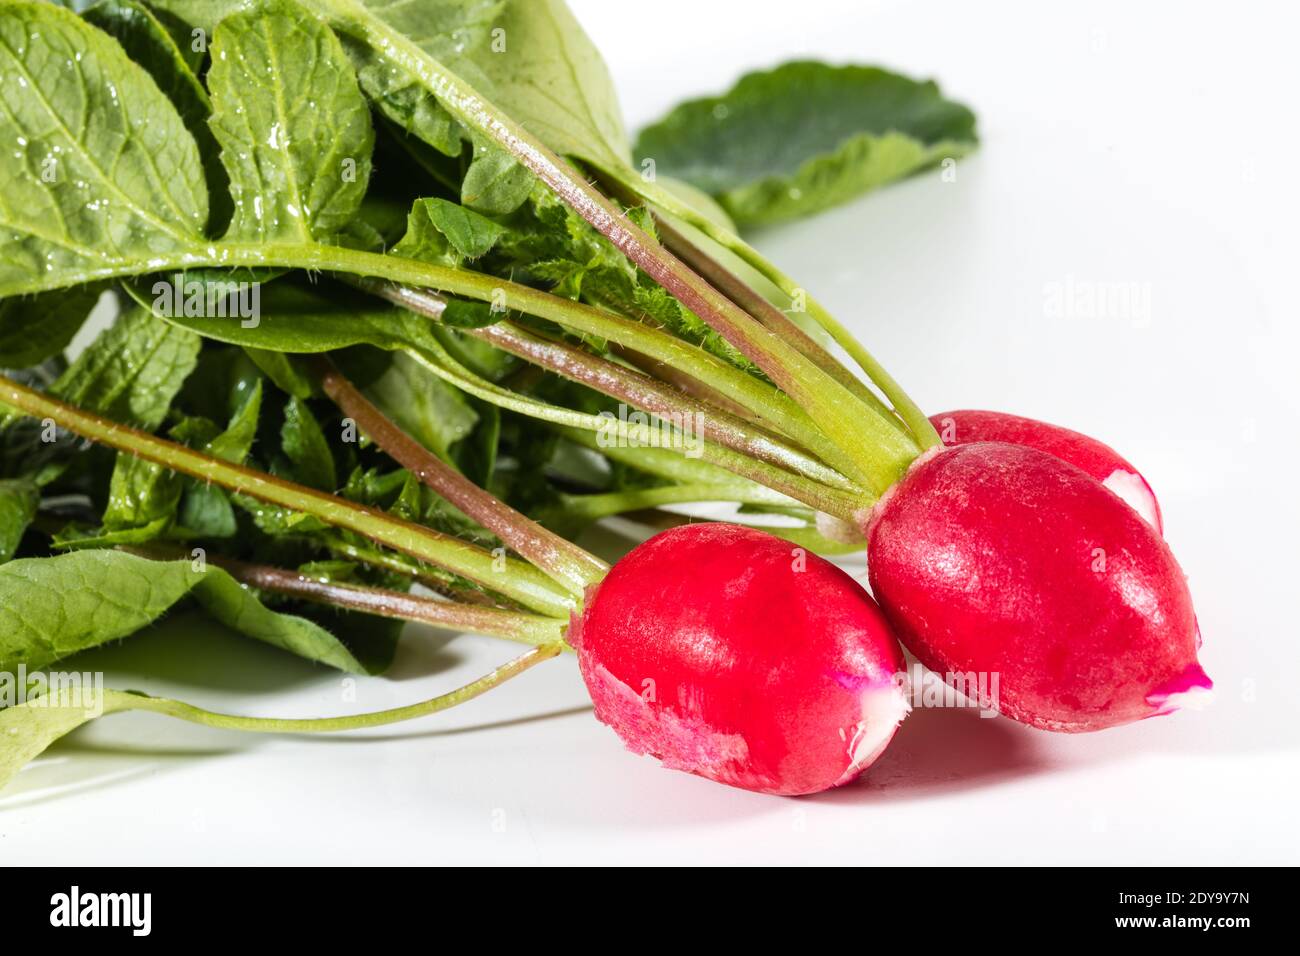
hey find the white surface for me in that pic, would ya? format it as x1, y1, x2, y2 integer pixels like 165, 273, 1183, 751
4, 0, 1298, 865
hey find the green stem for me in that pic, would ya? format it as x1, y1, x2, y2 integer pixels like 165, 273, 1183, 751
636, 182, 942, 449
371, 280, 855, 493
321, 535, 517, 609
312, 356, 607, 596
0, 374, 573, 618
126, 643, 562, 733
555, 425, 790, 501
753, 523, 865, 555
144, 238, 857, 471
562, 483, 797, 523
613, 507, 863, 556
401, 338, 867, 521
648, 211, 902, 424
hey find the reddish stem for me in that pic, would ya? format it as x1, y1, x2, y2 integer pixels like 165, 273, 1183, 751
311, 357, 608, 596
649, 214, 898, 422
372, 282, 857, 495
125, 546, 564, 645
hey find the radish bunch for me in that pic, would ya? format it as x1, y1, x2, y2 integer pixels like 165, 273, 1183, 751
0, 1, 1212, 799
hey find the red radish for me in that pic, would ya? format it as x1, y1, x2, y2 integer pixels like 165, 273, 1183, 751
865, 442, 1209, 732
930, 409, 1163, 532
571, 523, 908, 795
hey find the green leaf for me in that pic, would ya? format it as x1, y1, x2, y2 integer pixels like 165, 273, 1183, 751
397, 197, 506, 262
332, 0, 506, 157
74, 455, 183, 547
81, 0, 232, 233
353, 351, 478, 461
432, 326, 517, 381
59, 379, 260, 549
634, 61, 978, 226
0, 549, 382, 674
455, 399, 499, 488
206, 378, 261, 463
0, 550, 203, 671
493, 187, 634, 289
348, 44, 462, 156
0, 478, 38, 563
0, 360, 79, 486
207, 0, 375, 242
439, 299, 501, 329
137, 0, 250, 34
391, 204, 455, 266
83, 0, 209, 112
176, 482, 238, 538
467, 0, 631, 174
0, 688, 139, 794
281, 396, 337, 490
0, 286, 103, 368
189, 557, 382, 673
461, 145, 535, 215
51, 306, 201, 430
244, 348, 316, 399
145, 3, 210, 73
130, 277, 439, 355
293, 603, 401, 674
232, 496, 329, 537
171, 382, 262, 536
0, 1, 208, 295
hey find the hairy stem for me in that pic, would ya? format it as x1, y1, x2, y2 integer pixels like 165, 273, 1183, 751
649, 212, 901, 424
595, 174, 904, 429
127, 643, 563, 733
633, 182, 942, 449
618, 507, 864, 556
312, 356, 607, 596
372, 280, 855, 492
401, 338, 867, 520
554, 425, 791, 501
9, 240, 836, 463
124, 545, 566, 646
321, 535, 516, 609
330, 265, 837, 465
561, 483, 798, 523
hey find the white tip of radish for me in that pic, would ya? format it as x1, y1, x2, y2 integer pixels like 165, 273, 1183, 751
1102, 468, 1162, 532
1146, 662, 1214, 717
834, 679, 911, 786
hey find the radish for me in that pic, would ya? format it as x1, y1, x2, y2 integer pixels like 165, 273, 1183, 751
930, 409, 1163, 532
570, 523, 909, 794
865, 442, 1209, 732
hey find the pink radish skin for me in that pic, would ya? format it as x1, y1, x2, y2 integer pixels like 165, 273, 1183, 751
571, 524, 909, 795
930, 409, 1163, 533
866, 442, 1209, 732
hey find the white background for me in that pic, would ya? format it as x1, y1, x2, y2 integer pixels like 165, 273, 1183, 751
3, 0, 1297, 864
